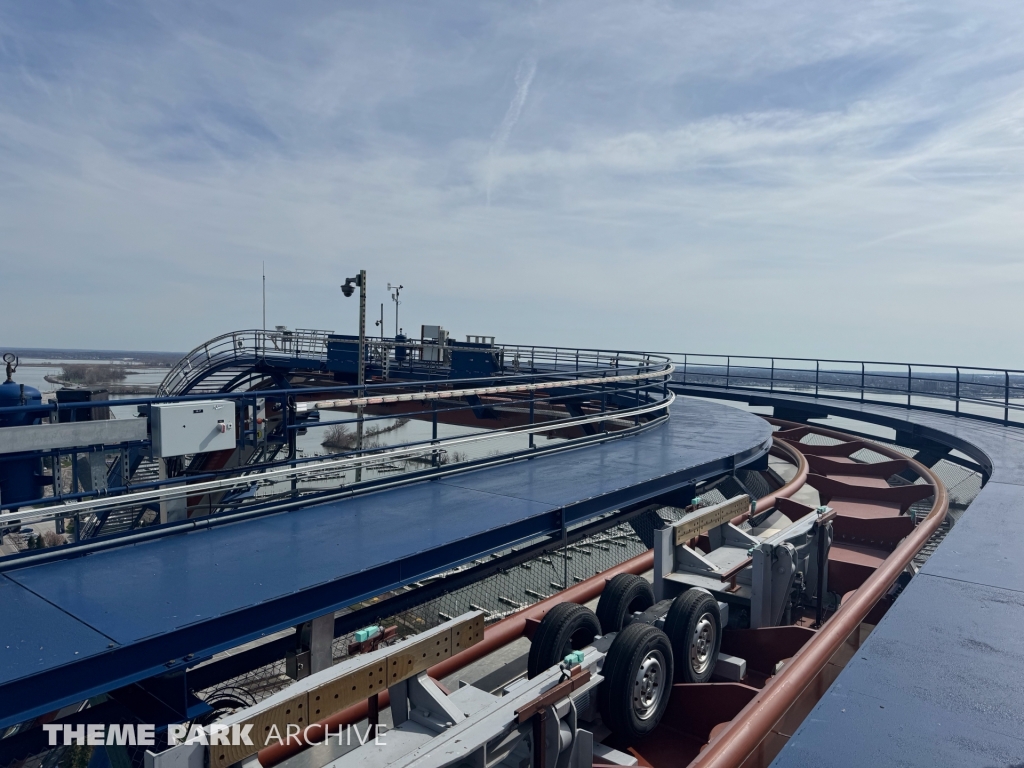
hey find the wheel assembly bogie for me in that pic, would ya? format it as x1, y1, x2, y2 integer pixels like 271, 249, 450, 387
663, 587, 723, 683
598, 621, 675, 741
595, 573, 655, 634
528, 602, 602, 678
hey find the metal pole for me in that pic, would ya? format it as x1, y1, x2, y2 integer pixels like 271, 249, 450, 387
634, 379, 640, 426
955, 368, 960, 414
431, 396, 438, 467
907, 365, 912, 408
356, 269, 366, 483
770, 359, 774, 393
52, 450, 62, 502
815, 360, 819, 397
529, 391, 535, 449
726, 357, 730, 389
561, 508, 568, 595
288, 396, 298, 496
860, 362, 865, 403
1005, 370, 1010, 425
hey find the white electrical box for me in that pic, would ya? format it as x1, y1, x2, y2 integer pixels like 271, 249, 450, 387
421, 324, 449, 363
151, 400, 236, 458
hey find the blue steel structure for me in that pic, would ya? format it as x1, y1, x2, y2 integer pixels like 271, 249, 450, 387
0, 356, 48, 507
0, 397, 770, 728
0, 340, 668, 522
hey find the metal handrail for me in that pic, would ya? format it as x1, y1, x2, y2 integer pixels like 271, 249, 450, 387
157, 329, 670, 397
0, 360, 675, 535
0, 391, 674, 529
666, 353, 1024, 426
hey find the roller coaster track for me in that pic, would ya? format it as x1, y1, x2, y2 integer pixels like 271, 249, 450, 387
253, 415, 949, 768
3, 336, 1014, 768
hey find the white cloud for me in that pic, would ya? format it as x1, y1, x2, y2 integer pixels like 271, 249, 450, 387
486, 56, 537, 202
0, 1, 1022, 367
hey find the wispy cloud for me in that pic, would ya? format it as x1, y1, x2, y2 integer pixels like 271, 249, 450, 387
0, 1, 1023, 365
486, 56, 536, 202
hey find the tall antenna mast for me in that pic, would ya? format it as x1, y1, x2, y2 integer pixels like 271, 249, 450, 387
262, 261, 266, 331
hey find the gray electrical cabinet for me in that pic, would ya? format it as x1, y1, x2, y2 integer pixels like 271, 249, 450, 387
151, 400, 236, 458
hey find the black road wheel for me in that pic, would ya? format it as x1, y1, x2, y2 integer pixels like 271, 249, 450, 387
598, 622, 674, 740
596, 573, 655, 635
664, 588, 722, 683
527, 602, 601, 678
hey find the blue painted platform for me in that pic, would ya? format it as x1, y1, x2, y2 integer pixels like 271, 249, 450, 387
672, 384, 1024, 767
0, 397, 771, 728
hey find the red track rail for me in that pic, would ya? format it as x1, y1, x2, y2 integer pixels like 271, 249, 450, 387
257, 418, 946, 768
689, 419, 948, 768
257, 432, 809, 768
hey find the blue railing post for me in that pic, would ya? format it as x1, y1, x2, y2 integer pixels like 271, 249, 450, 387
726, 357, 731, 389
770, 359, 774, 393
600, 372, 607, 433
907, 365, 912, 408
529, 390, 535, 448
815, 361, 819, 397
634, 378, 641, 426
955, 368, 960, 414
683, 354, 688, 384
860, 363, 865, 403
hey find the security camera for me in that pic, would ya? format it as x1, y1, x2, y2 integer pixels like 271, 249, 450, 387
341, 276, 360, 297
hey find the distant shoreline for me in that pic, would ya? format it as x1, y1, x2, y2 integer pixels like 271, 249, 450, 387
2, 346, 183, 366
42, 374, 159, 395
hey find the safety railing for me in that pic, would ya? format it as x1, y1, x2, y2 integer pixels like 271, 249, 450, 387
158, 328, 336, 395
664, 353, 1024, 427
0, 358, 674, 552
157, 329, 666, 397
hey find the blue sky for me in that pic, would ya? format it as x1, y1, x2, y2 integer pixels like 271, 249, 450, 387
1, 1, 1022, 366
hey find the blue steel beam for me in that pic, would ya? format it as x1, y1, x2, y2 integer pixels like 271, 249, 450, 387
0, 398, 770, 728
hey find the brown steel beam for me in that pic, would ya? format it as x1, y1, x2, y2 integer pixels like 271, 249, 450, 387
804, 454, 908, 477
805, 473, 936, 513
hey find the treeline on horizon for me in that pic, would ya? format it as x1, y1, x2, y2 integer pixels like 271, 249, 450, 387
6, 347, 183, 366
60, 364, 128, 385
